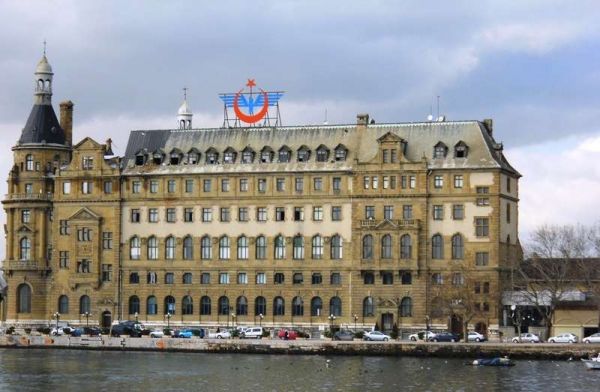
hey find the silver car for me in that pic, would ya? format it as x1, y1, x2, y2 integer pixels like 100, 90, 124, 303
583, 333, 600, 344
511, 333, 541, 343
548, 333, 578, 343
363, 331, 391, 341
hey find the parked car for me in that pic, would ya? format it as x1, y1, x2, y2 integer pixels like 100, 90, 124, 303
409, 331, 436, 341
83, 327, 101, 336
277, 329, 298, 340
333, 330, 355, 341
363, 331, 391, 341
467, 332, 487, 342
50, 326, 74, 336
70, 328, 83, 337
428, 332, 459, 342
111, 322, 143, 337
240, 327, 264, 339
207, 329, 232, 339
548, 333, 578, 343
173, 329, 194, 339
511, 333, 541, 343
149, 329, 164, 338
583, 333, 600, 344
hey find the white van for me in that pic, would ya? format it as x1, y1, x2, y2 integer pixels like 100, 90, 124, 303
240, 327, 264, 339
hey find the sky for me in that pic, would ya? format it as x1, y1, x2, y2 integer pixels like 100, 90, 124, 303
0, 0, 599, 259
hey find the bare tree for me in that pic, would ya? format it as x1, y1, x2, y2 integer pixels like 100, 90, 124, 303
576, 223, 600, 328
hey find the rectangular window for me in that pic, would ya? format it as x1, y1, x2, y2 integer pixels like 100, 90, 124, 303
102, 232, 113, 250
25, 183, 33, 194
203, 179, 211, 192
201, 273, 211, 284
293, 273, 303, 284
184, 208, 194, 222
452, 204, 464, 220
382, 272, 393, 285
276, 178, 285, 192
313, 206, 323, 221
237, 272, 248, 284
256, 272, 266, 284
150, 180, 158, 193
365, 205, 375, 219
274, 273, 285, 284
391, 149, 398, 163
434, 175, 443, 189
132, 181, 141, 194
258, 178, 267, 192
101, 264, 112, 282
390, 176, 397, 189
363, 176, 370, 189
202, 208, 212, 222
166, 208, 176, 223
295, 178, 304, 192
477, 197, 490, 206
62, 181, 71, 195
77, 228, 92, 242
383, 176, 389, 189
131, 209, 140, 223
475, 252, 489, 266
275, 207, 285, 221
372, 176, 378, 189
21, 209, 30, 223
402, 205, 412, 220
82, 181, 93, 194
454, 175, 464, 188
506, 203, 511, 223
384, 205, 394, 220
433, 205, 444, 220
82, 156, 94, 170
103, 181, 113, 194
59, 220, 70, 235
475, 217, 489, 237
165, 273, 174, 284
475, 282, 481, 294
294, 207, 304, 222
219, 273, 230, 284
483, 282, 490, 294
59, 251, 69, 268
476, 186, 489, 194
148, 208, 159, 223
238, 207, 249, 222
240, 178, 249, 192
382, 149, 389, 163
331, 206, 342, 221
185, 179, 194, 193
257, 207, 267, 222
409, 175, 416, 189
220, 207, 231, 222
313, 177, 323, 191
311, 273, 323, 285
506, 177, 511, 193
332, 177, 341, 191
330, 272, 341, 285
167, 180, 176, 193
221, 178, 230, 192
77, 259, 91, 273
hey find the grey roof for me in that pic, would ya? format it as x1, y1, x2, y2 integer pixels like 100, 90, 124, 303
18, 104, 66, 145
122, 121, 520, 176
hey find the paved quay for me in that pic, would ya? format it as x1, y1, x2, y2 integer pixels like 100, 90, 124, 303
1, 335, 599, 360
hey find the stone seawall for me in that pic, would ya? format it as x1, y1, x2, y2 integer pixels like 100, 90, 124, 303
1, 335, 598, 360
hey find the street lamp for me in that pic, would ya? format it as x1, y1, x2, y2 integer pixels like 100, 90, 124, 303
259, 313, 264, 327
510, 305, 522, 343
165, 312, 172, 329
82, 312, 91, 328
231, 313, 236, 328
134, 312, 139, 323
52, 312, 60, 330
328, 314, 336, 340
353, 314, 358, 331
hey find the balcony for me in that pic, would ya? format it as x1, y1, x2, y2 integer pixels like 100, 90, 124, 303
360, 219, 421, 230
7, 260, 46, 271
4, 193, 53, 201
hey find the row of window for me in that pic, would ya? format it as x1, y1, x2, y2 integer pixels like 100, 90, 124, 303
128, 234, 344, 261
135, 144, 349, 166
433, 141, 469, 159
129, 271, 347, 286
363, 175, 416, 190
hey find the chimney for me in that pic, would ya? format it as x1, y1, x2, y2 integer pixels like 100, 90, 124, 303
356, 113, 370, 126
105, 138, 113, 156
483, 118, 493, 137
60, 100, 74, 146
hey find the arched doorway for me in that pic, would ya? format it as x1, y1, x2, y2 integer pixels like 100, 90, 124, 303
102, 311, 112, 327
450, 314, 463, 335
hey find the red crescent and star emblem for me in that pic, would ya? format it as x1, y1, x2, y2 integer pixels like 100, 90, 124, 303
233, 79, 270, 124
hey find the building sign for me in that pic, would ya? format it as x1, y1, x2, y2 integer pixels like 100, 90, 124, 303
220, 79, 284, 127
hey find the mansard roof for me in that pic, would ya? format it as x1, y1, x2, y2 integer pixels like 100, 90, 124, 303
18, 104, 66, 145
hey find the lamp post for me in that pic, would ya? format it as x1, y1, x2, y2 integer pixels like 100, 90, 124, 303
259, 313, 264, 327
328, 314, 336, 340
53, 312, 60, 330
231, 313, 236, 328
82, 312, 91, 328
134, 312, 139, 323
353, 314, 358, 331
510, 305, 522, 343
165, 312, 172, 329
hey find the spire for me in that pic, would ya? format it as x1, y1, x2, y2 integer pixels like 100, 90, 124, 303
177, 87, 193, 130
34, 43, 53, 105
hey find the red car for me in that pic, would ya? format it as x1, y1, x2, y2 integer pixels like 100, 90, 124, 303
277, 330, 298, 340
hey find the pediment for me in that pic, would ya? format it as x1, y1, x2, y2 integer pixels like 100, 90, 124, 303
375, 219, 398, 230
377, 297, 399, 308
68, 207, 101, 221
17, 225, 33, 233
377, 132, 404, 143
73, 137, 102, 150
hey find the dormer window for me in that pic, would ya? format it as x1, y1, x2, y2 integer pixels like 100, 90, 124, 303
241, 148, 255, 163
316, 145, 329, 162
278, 146, 291, 163
433, 142, 448, 159
152, 150, 164, 165
134, 150, 146, 166
223, 148, 237, 164
334, 145, 347, 161
187, 149, 200, 164
82, 156, 94, 170
454, 141, 469, 158
206, 149, 218, 164
297, 146, 311, 162
169, 149, 182, 165
260, 147, 274, 163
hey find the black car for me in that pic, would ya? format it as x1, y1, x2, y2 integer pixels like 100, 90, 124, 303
83, 326, 101, 336
111, 321, 143, 337
428, 332, 459, 342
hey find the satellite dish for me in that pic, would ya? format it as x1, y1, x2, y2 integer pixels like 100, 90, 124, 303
427, 114, 434, 121
437, 115, 446, 122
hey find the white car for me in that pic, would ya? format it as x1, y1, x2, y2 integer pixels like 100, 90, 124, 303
511, 333, 541, 343
208, 330, 232, 339
548, 333, 578, 343
50, 326, 73, 336
408, 331, 436, 341
583, 333, 600, 344
467, 332, 487, 342
363, 331, 391, 341
240, 327, 263, 339
149, 329, 164, 338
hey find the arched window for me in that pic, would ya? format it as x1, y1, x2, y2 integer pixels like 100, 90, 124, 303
293, 235, 305, 259
129, 296, 140, 315
400, 234, 412, 259
219, 236, 230, 259
330, 235, 342, 259
255, 296, 267, 316
316, 145, 329, 162
25, 154, 34, 171
381, 234, 392, 259
273, 296, 285, 316
147, 236, 158, 260
164, 296, 176, 315
182, 273, 193, 284
58, 295, 69, 314
236, 296, 248, 316
182, 235, 193, 260
310, 297, 323, 316
201, 236, 212, 259
130, 236, 141, 260
237, 236, 249, 260
330, 296, 342, 317
432, 234, 444, 259
292, 297, 304, 316
431, 273, 443, 285
274, 235, 286, 259
218, 296, 229, 315
17, 284, 31, 313
165, 236, 175, 260
200, 296, 211, 315
363, 297, 375, 317
311, 235, 323, 259
362, 235, 373, 259
19, 237, 31, 260
147, 296, 158, 315
182, 296, 193, 315
400, 297, 412, 317
451, 234, 464, 260
255, 236, 267, 259
79, 295, 91, 314
278, 146, 291, 163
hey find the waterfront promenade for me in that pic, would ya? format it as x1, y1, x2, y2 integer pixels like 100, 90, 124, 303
2, 335, 598, 360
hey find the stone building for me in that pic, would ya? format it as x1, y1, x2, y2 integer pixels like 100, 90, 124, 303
2, 55, 521, 335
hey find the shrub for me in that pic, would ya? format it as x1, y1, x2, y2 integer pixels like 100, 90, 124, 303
36, 327, 51, 335
191, 329, 202, 337
24, 328, 32, 335
163, 328, 172, 336
100, 327, 110, 335
295, 330, 310, 339
262, 329, 270, 338
324, 330, 332, 338
230, 329, 239, 338
354, 330, 365, 339
390, 323, 399, 340
6, 326, 15, 335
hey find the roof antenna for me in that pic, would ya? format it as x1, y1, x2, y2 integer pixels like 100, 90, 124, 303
183, 87, 188, 101
427, 103, 434, 121
43, 39, 47, 56
323, 108, 328, 125
436, 95, 440, 119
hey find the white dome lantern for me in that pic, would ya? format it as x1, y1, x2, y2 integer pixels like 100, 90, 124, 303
177, 88, 193, 130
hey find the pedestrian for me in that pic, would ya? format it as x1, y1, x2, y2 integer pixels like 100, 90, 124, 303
284, 330, 289, 340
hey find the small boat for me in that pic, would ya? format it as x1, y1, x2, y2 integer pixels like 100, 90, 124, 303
472, 357, 515, 367
582, 354, 600, 370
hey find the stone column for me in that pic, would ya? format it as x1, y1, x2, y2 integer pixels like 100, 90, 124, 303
39, 209, 46, 261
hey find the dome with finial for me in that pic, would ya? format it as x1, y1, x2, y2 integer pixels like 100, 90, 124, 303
178, 99, 192, 115
35, 55, 53, 75
177, 88, 193, 129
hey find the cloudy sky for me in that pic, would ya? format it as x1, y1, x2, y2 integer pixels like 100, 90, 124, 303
1, 0, 599, 259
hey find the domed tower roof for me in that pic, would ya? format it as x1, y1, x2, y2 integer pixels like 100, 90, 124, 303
35, 55, 53, 75
177, 88, 193, 130
178, 99, 192, 115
